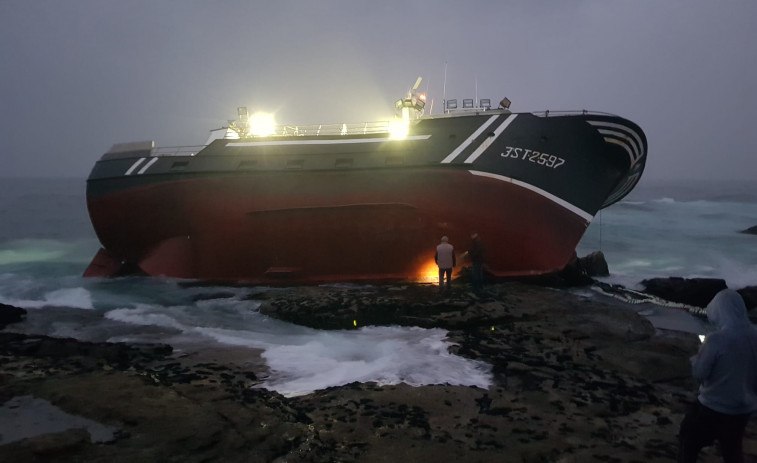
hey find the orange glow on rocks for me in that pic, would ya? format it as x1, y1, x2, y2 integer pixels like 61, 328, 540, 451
416, 259, 439, 284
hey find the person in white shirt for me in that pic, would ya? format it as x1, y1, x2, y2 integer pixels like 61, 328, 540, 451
678, 289, 757, 463
435, 236, 455, 294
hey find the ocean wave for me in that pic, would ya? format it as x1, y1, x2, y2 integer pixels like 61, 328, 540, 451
0, 246, 65, 266
104, 305, 186, 331
0, 239, 98, 267
1, 287, 94, 310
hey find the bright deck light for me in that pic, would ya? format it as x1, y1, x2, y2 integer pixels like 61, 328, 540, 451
249, 112, 276, 136
389, 119, 409, 140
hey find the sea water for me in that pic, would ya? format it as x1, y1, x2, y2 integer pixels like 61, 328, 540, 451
576, 179, 757, 290
1, 177, 755, 396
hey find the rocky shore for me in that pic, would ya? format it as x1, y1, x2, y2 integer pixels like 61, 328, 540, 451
2, 282, 757, 462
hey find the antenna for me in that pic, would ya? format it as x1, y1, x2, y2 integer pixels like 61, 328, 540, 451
442, 61, 448, 108
425, 78, 431, 114
475, 76, 478, 107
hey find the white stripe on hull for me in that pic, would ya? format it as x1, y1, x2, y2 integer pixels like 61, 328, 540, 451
587, 120, 644, 166
125, 158, 146, 175
441, 115, 499, 164
463, 114, 518, 164
137, 157, 159, 174
468, 170, 594, 222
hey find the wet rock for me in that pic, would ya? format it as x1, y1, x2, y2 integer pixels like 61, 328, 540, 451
191, 291, 238, 302
0, 332, 172, 368
19, 428, 90, 456
4, 282, 757, 462
738, 286, 757, 311
556, 257, 594, 286
579, 251, 610, 277
257, 285, 511, 331
740, 225, 757, 235
0, 303, 26, 328
536, 251, 609, 288
640, 277, 727, 307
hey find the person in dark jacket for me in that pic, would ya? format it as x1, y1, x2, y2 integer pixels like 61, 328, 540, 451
678, 289, 757, 462
435, 236, 455, 294
466, 233, 485, 292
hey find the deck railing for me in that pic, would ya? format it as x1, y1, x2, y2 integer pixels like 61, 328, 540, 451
151, 146, 206, 157
277, 121, 391, 137
149, 121, 394, 156
531, 109, 616, 117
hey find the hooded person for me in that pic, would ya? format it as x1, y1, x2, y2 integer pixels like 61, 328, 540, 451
678, 289, 757, 463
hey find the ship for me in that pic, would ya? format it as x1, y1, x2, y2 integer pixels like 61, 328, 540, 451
84, 79, 647, 284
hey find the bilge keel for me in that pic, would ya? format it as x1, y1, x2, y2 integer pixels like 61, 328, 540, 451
85, 80, 647, 284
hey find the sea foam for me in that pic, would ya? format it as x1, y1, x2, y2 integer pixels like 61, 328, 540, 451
102, 302, 492, 397
1, 287, 94, 310
105, 305, 186, 331
197, 324, 492, 397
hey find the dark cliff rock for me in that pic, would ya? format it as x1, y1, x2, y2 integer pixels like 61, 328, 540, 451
738, 286, 757, 311
579, 251, 610, 277
257, 284, 519, 331
0, 332, 172, 368
546, 251, 609, 287
0, 303, 26, 328
640, 277, 727, 308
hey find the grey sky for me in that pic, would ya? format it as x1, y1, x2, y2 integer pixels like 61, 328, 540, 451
1, 0, 755, 182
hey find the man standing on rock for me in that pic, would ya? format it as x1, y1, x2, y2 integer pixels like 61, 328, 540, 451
435, 236, 455, 294
678, 289, 757, 463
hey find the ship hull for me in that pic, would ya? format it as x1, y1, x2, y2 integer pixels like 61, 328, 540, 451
85, 110, 647, 284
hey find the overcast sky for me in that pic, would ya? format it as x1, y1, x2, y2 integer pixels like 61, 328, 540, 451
1, 0, 755, 182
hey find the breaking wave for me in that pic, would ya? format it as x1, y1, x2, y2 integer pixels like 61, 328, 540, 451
0, 285, 94, 310
101, 300, 492, 397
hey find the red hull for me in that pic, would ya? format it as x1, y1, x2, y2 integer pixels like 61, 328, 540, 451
86, 168, 588, 283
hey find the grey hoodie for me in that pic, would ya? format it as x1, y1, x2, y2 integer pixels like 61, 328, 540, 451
691, 289, 757, 415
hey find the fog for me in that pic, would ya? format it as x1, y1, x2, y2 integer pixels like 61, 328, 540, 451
1, 0, 755, 182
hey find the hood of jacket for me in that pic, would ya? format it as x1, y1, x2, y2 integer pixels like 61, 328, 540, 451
706, 289, 750, 330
